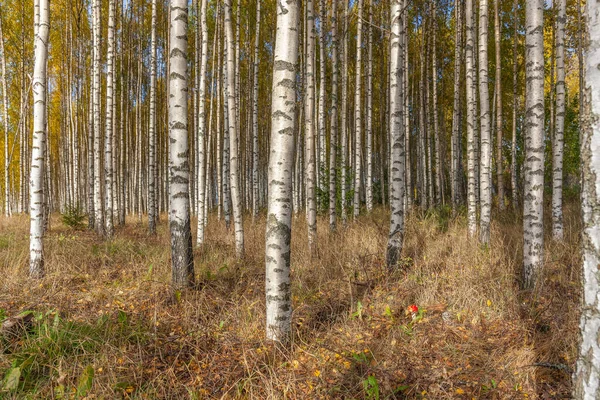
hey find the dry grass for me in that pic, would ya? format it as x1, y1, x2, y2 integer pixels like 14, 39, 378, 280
0, 202, 582, 399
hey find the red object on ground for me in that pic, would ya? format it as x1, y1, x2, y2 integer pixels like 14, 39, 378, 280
408, 305, 418, 314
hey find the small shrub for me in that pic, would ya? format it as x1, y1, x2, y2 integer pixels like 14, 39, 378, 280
61, 205, 86, 229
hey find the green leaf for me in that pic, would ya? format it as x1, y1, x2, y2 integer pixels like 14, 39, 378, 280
76, 365, 94, 398
3, 367, 21, 391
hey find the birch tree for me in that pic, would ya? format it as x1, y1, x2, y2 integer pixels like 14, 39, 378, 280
494, 0, 504, 210
574, 0, 600, 392
387, 0, 405, 268
225, 0, 244, 258
329, 0, 338, 231
353, 0, 363, 219
365, 1, 373, 212
522, 0, 545, 289
552, 0, 566, 240
305, 0, 317, 254
196, 0, 208, 245
93, 0, 103, 235
466, 0, 477, 238
104, 0, 116, 239
148, 0, 158, 235
252, 0, 260, 220
478, 0, 492, 245
451, 0, 462, 210
169, 0, 195, 290
0, 8, 9, 217
511, 0, 518, 206
265, 0, 298, 343
29, 0, 49, 278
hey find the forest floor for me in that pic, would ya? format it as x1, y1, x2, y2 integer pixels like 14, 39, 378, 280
0, 202, 582, 399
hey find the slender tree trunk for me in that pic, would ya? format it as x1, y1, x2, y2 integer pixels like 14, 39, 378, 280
104, 0, 115, 239
387, 0, 405, 268
169, 0, 195, 290
225, 0, 244, 258
466, 0, 477, 238
419, 29, 427, 210
404, 0, 411, 211
478, 0, 492, 245
341, 0, 348, 224
511, 0, 518, 206
353, 0, 363, 219
265, 0, 299, 343
552, 0, 566, 240
196, 0, 208, 245
30, 0, 49, 278
318, 0, 327, 208
93, 0, 103, 235
148, 0, 158, 234
522, 0, 545, 289
252, 0, 261, 221
305, 0, 317, 255
365, 1, 373, 212
329, 0, 338, 231
494, 0, 504, 210
0, 7, 9, 217
451, 0, 462, 211
432, 1, 442, 206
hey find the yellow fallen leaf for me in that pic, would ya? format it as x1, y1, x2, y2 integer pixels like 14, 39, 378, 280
456, 388, 465, 395
313, 369, 321, 377
487, 299, 492, 307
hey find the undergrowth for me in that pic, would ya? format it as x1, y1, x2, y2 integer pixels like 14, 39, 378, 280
0, 202, 582, 399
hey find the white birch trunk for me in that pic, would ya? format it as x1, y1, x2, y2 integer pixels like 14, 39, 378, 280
466, 0, 477, 238
104, 0, 115, 238
265, 0, 299, 343
225, 0, 244, 258
318, 0, 327, 205
93, 0, 103, 235
353, 0, 363, 219
511, 0, 518, 206
149, 0, 158, 234
494, 0, 504, 210
451, 0, 462, 210
305, 0, 317, 254
196, 0, 208, 245
30, 0, 49, 278
478, 0, 492, 245
573, 0, 600, 393
0, 8, 9, 217
366, 1, 373, 212
329, 0, 338, 231
169, 0, 195, 289
522, 0, 545, 289
552, 0, 566, 240
387, 0, 405, 268
252, 0, 261, 221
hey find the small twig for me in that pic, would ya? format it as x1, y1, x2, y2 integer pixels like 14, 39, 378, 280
527, 362, 573, 374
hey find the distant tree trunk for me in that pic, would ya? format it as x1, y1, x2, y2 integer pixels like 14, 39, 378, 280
466, 0, 477, 238
329, 0, 338, 231
573, 0, 600, 393
340, 0, 348, 224
552, 0, 566, 240
404, 0, 411, 211
353, 0, 363, 219
365, 1, 373, 212
104, 0, 115, 239
148, 0, 158, 234
451, 0, 462, 211
252, 0, 260, 221
30, 0, 49, 278
304, 0, 317, 254
225, 0, 244, 258
196, 0, 208, 245
265, 0, 298, 343
93, 0, 103, 235
511, 0, 518, 207
0, 7, 9, 217
478, 0, 492, 245
432, 0, 442, 206
169, 0, 195, 290
318, 0, 327, 208
419, 27, 427, 210
494, 0, 504, 210
387, 0, 405, 268
522, 0, 545, 289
